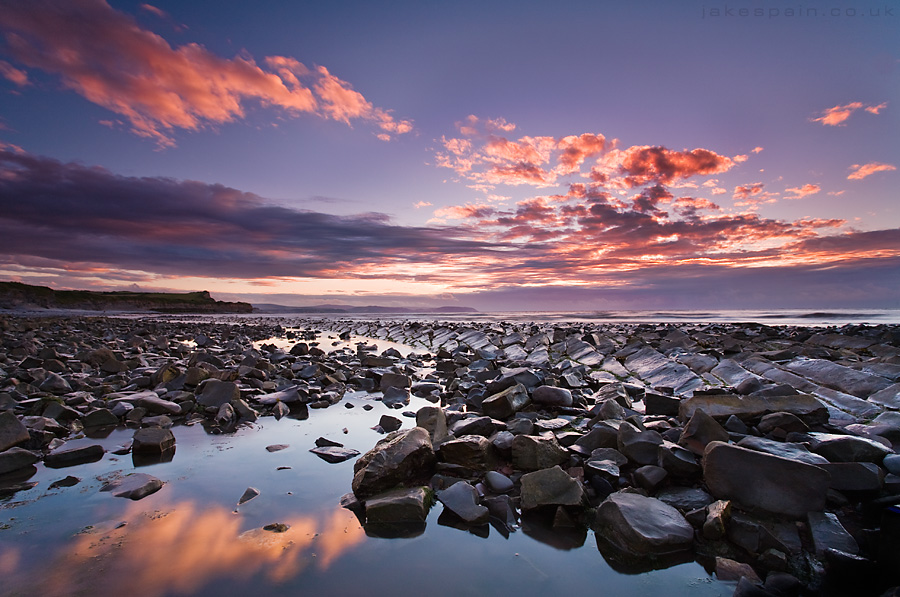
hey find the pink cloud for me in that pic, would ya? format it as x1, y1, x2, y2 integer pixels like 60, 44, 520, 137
610, 146, 735, 188
732, 183, 765, 200
139, 4, 167, 18
0, 1, 411, 146
752, 146, 764, 154
784, 183, 821, 199
811, 101, 887, 126
847, 162, 897, 180
555, 134, 607, 175
0, 60, 28, 86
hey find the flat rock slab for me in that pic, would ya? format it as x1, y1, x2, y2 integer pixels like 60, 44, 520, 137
678, 392, 828, 425
595, 492, 694, 556
364, 486, 430, 523
736, 436, 830, 466
808, 432, 893, 463
511, 434, 568, 471
785, 359, 892, 399
256, 387, 303, 405
44, 444, 105, 468
519, 465, 584, 510
807, 512, 859, 556
704, 441, 830, 518
624, 346, 702, 395
101, 473, 164, 500
0, 447, 40, 475
310, 446, 360, 463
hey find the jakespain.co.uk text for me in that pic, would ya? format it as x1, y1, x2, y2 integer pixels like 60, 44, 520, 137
701, 5, 894, 18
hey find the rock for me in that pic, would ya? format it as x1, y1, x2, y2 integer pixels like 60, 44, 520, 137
703, 499, 731, 540
808, 432, 892, 463
633, 465, 667, 492
310, 446, 360, 463
256, 386, 303, 405
617, 423, 664, 465
48, 476, 81, 489
44, 444, 105, 468
736, 436, 829, 466
678, 409, 729, 455
82, 408, 119, 427
196, 380, 240, 408
382, 386, 410, 408
38, 372, 72, 394
483, 471, 514, 494
758, 412, 808, 435
703, 441, 830, 518
231, 398, 258, 422
133, 391, 182, 415
0, 412, 30, 452
511, 434, 568, 471
678, 391, 828, 425
132, 427, 176, 453
100, 473, 164, 500
656, 486, 713, 511
482, 383, 531, 419
0, 447, 40, 475
519, 465, 584, 510
449, 416, 497, 438
625, 346, 702, 395
352, 427, 436, 498
380, 372, 411, 391
657, 441, 702, 477
884, 454, 900, 475
438, 435, 496, 470
436, 481, 489, 523
416, 406, 448, 445
364, 486, 430, 523
820, 462, 884, 492
644, 392, 681, 417
594, 492, 694, 556
238, 487, 260, 505
532, 385, 573, 407
785, 358, 891, 398
266, 444, 289, 452
715, 557, 761, 583
807, 511, 859, 555
378, 415, 402, 433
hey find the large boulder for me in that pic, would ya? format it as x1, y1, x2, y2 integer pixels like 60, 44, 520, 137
703, 441, 830, 518
679, 391, 828, 425
364, 486, 431, 523
594, 492, 694, 556
196, 380, 240, 408
519, 465, 584, 510
0, 412, 30, 452
511, 434, 568, 471
352, 427, 436, 498
438, 435, 496, 470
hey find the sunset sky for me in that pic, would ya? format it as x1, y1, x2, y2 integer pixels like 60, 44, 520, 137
0, 0, 897, 311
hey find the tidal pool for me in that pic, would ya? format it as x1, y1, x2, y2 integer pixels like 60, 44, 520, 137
0, 332, 733, 597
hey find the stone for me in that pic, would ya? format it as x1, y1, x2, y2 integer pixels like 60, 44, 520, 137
238, 487, 260, 505
656, 486, 714, 511
511, 434, 568, 471
380, 372, 411, 391
378, 415, 402, 433
416, 406, 448, 445
364, 486, 430, 523
633, 465, 667, 492
82, 408, 119, 427
0, 447, 40, 475
482, 383, 531, 419
807, 511, 859, 556
266, 444, 289, 452
438, 435, 496, 470
133, 391, 182, 415
678, 409, 729, 455
594, 492, 694, 556
44, 444, 105, 468
132, 427, 176, 453
256, 386, 303, 405
625, 346, 702, 395
736, 436, 829, 466
532, 385, 573, 407
0, 412, 30, 452
808, 432, 892, 463
678, 391, 828, 425
382, 386, 410, 408
100, 473, 164, 500
231, 398, 258, 422
310, 446, 360, 463
196, 380, 240, 408
758, 412, 808, 435
352, 427, 436, 498
436, 481, 489, 523
715, 557, 761, 583
617, 423, 664, 465
785, 358, 891, 398
483, 471, 514, 494
703, 441, 830, 518
644, 392, 681, 417
38, 372, 72, 394
449, 416, 497, 438
820, 462, 884, 492
703, 499, 731, 540
657, 441, 701, 477
520, 465, 584, 510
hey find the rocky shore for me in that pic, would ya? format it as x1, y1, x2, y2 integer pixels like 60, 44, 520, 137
1, 314, 899, 596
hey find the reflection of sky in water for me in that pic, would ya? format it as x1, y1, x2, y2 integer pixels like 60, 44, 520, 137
0, 336, 732, 597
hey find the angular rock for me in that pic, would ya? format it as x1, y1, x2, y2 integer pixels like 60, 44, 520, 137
617, 423, 664, 466
378, 414, 402, 433
656, 486, 713, 511
364, 486, 430, 523
38, 372, 72, 394
44, 444, 105, 468
820, 462, 884, 492
82, 408, 119, 428
678, 391, 828, 425
436, 481, 489, 523
310, 446, 360, 463
703, 441, 830, 518
196, 380, 240, 408
132, 427, 176, 454
0, 447, 40, 475
785, 358, 891, 399
511, 434, 568, 471
807, 511, 859, 556
520, 465, 584, 510
135, 391, 183, 415
808, 432, 892, 463
532, 385, 573, 407
703, 500, 731, 540
633, 465, 667, 492
416, 405, 448, 445
678, 409, 729, 455
101, 473, 164, 500
352, 427, 436, 498
736, 436, 830, 466
238, 487, 260, 505
0, 412, 30, 452
594, 492, 694, 556
438, 435, 496, 470
482, 383, 531, 419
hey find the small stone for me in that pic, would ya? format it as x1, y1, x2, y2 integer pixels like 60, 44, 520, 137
44, 444, 105, 468
520, 465, 584, 510
633, 465, 667, 492
100, 473, 163, 500
310, 446, 360, 463
703, 499, 731, 540
715, 557, 761, 583
483, 471, 514, 494
266, 444, 289, 452
238, 487, 260, 505
48, 476, 81, 489
378, 415, 402, 433
0, 412, 30, 452
263, 523, 290, 532
436, 481, 489, 523
0, 447, 40, 475
132, 427, 176, 454
315, 437, 343, 448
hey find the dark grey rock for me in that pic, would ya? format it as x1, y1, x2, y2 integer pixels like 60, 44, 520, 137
594, 491, 694, 556
438, 435, 496, 470
44, 444, 105, 468
416, 406, 448, 445
482, 383, 530, 419
0, 412, 30, 452
132, 427, 176, 454
736, 436, 830, 466
520, 465, 584, 510
364, 486, 430, 523
785, 358, 891, 399
678, 409, 729, 455
633, 465, 667, 492
378, 415, 402, 433
101, 473, 164, 500
310, 446, 360, 463
656, 486, 714, 511
808, 432, 892, 463
352, 427, 436, 498
820, 462, 884, 492
483, 471, 514, 494
238, 487, 260, 505
82, 408, 119, 427
678, 392, 828, 425
807, 511, 859, 555
436, 481, 489, 523
196, 380, 240, 408
511, 434, 568, 471
532, 385, 573, 407
38, 372, 72, 394
617, 423, 664, 465
0, 447, 40, 475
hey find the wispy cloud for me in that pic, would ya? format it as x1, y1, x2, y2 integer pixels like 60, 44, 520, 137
847, 162, 896, 180
784, 183, 820, 199
811, 101, 888, 126
0, 0, 411, 146
0, 60, 28, 86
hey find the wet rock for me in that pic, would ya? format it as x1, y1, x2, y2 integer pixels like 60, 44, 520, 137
656, 486, 713, 511
520, 465, 584, 510
266, 444, 289, 452
449, 416, 498, 438
272, 402, 289, 420
617, 423, 664, 465
438, 435, 496, 470
678, 391, 828, 425
511, 434, 568, 471
382, 386, 410, 408
44, 444, 105, 468
416, 406, 448, 445
436, 481, 489, 523
483, 471, 514, 494
133, 391, 183, 415
256, 386, 303, 405
808, 432, 892, 463
807, 511, 858, 555
703, 499, 731, 540
633, 465, 667, 492
378, 414, 402, 433
0, 447, 40, 475
785, 358, 891, 398
678, 409, 729, 455
101, 473, 164, 500
38, 372, 72, 394
352, 427, 436, 498
532, 385, 573, 407
48, 475, 81, 489
594, 491, 694, 556
132, 427, 176, 453
380, 372, 411, 391
704, 441, 830, 518
231, 398, 258, 422
364, 486, 430, 523
657, 441, 702, 477
238, 486, 260, 505
0, 412, 30, 452
310, 445, 360, 463
715, 557, 761, 583
482, 383, 531, 419
82, 408, 119, 428
196, 380, 240, 408
624, 346, 702, 395
736, 436, 829, 466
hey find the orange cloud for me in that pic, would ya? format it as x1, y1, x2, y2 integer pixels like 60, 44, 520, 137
811, 101, 886, 126
847, 162, 896, 180
605, 146, 735, 188
752, 146, 764, 154
0, 1, 411, 146
784, 183, 821, 199
0, 60, 28, 86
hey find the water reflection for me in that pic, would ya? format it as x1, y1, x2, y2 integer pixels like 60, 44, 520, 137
1, 500, 365, 596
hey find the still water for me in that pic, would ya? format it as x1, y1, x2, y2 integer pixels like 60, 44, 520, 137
0, 334, 733, 597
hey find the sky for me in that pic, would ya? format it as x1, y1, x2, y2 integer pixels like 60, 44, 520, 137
0, 0, 897, 311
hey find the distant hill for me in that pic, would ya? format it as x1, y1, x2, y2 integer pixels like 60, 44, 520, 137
253, 303, 478, 314
0, 281, 253, 313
